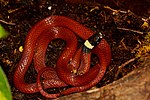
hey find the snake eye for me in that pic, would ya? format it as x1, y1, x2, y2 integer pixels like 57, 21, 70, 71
83, 32, 103, 53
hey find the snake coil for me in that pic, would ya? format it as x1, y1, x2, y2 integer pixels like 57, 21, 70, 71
13, 16, 111, 98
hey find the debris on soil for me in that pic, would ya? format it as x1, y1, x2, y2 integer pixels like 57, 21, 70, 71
0, 0, 150, 99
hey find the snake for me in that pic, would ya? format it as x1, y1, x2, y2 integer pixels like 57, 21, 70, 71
13, 15, 111, 98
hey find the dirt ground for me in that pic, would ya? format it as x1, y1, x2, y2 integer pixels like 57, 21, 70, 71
0, 0, 150, 100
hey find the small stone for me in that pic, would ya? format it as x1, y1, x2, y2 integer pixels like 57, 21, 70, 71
19, 46, 23, 52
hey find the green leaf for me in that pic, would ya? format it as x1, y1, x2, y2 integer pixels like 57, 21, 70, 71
0, 66, 12, 100
0, 24, 9, 39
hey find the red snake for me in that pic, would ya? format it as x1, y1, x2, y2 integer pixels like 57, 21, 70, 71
13, 15, 111, 98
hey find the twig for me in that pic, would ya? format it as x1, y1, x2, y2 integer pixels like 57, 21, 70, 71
0, 20, 16, 25
8, 7, 22, 13
51, 9, 56, 16
117, 27, 144, 34
114, 58, 136, 80
103, 6, 128, 14
120, 38, 128, 50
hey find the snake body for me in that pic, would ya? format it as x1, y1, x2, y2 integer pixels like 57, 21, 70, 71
13, 16, 111, 98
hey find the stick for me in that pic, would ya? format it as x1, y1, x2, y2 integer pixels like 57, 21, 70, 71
0, 20, 16, 25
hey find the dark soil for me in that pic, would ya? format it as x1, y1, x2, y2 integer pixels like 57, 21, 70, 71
0, 0, 149, 100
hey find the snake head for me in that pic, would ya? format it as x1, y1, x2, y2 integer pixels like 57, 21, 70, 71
83, 32, 103, 53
